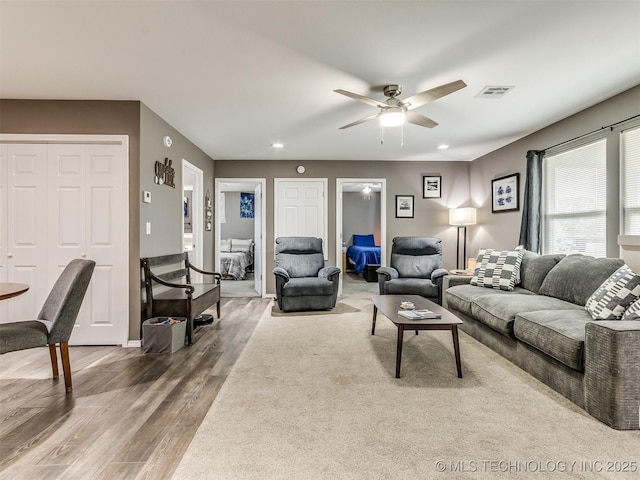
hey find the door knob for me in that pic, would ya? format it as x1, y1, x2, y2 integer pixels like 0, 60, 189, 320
7, 253, 12, 258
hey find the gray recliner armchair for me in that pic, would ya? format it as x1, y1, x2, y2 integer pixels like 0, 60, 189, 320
273, 237, 341, 312
377, 237, 449, 305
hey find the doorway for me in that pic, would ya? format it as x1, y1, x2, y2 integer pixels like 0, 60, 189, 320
336, 178, 387, 296
182, 160, 203, 283
215, 178, 266, 298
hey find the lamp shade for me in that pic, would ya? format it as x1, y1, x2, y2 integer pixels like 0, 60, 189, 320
449, 207, 477, 226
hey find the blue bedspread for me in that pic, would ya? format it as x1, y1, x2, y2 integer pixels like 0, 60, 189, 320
346, 245, 381, 274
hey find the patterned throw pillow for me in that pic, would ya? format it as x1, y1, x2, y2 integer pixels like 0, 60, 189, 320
585, 265, 640, 320
470, 246, 524, 291
623, 298, 640, 320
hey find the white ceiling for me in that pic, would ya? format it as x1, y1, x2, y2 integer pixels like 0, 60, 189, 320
1, 1, 639, 162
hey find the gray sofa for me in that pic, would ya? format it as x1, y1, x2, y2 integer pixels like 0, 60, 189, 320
444, 251, 640, 430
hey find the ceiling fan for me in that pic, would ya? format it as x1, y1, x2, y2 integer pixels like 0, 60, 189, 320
334, 79, 467, 130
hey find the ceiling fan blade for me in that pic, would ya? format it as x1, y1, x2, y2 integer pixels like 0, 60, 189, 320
405, 111, 438, 128
339, 113, 379, 129
403, 79, 467, 110
334, 89, 386, 108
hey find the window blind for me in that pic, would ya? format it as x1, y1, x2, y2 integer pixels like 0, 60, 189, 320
621, 125, 640, 234
543, 139, 607, 257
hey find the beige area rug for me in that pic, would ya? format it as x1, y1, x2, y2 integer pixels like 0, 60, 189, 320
271, 301, 360, 317
172, 292, 640, 480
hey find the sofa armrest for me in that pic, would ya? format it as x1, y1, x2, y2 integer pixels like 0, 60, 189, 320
319, 266, 341, 281
431, 268, 449, 282
584, 320, 640, 429
443, 274, 473, 289
376, 266, 398, 281
273, 267, 290, 281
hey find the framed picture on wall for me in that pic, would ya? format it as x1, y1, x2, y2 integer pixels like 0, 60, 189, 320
395, 195, 414, 218
491, 173, 520, 213
422, 175, 441, 198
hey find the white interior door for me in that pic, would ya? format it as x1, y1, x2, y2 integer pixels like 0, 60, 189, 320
274, 178, 328, 257
0, 146, 7, 321
4, 144, 49, 322
253, 182, 262, 296
47, 143, 129, 345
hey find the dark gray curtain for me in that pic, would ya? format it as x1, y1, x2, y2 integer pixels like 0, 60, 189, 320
518, 150, 544, 253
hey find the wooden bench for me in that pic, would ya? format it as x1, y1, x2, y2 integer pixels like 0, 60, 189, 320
141, 253, 221, 345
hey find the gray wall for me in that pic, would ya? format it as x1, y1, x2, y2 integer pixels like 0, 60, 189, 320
468, 84, 640, 259
343, 191, 381, 246
220, 191, 254, 240
214, 160, 471, 294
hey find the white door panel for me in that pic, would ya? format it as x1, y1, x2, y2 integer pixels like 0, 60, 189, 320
0, 138, 128, 345
253, 182, 263, 296
4, 144, 48, 322
275, 179, 328, 258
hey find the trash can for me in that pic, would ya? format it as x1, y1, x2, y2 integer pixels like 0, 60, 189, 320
142, 317, 187, 354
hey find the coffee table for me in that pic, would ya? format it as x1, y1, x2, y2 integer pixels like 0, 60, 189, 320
371, 294, 463, 379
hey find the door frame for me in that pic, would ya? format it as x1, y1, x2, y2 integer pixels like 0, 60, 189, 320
336, 178, 387, 295
182, 160, 204, 283
215, 178, 266, 297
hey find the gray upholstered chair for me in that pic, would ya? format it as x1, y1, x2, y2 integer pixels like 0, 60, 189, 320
0, 259, 96, 393
377, 237, 449, 305
273, 237, 341, 312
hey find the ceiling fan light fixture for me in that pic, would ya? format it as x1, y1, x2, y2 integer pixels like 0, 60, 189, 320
362, 184, 372, 194
379, 109, 406, 127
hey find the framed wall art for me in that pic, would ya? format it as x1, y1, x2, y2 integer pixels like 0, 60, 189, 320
422, 175, 441, 198
491, 173, 520, 213
395, 195, 414, 218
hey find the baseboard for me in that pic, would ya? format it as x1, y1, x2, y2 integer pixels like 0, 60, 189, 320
126, 340, 142, 348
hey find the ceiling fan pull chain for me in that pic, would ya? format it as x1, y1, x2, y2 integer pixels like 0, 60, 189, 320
401, 124, 404, 147
380, 126, 384, 145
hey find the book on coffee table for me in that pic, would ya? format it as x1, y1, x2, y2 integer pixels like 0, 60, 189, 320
397, 309, 442, 320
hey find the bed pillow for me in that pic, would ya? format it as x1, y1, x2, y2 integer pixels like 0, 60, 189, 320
231, 238, 253, 252
220, 238, 231, 253
353, 234, 375, 246
470, 246, 524, 291
585, 264, 640, 320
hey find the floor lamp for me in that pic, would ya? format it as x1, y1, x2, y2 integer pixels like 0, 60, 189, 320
449, 207, 477, 270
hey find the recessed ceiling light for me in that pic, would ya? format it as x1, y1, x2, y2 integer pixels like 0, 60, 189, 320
271, 143, 284, 149
437, 144, 449, 150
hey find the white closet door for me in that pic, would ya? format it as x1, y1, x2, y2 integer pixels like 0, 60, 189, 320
48, 143, 128, 345
274, 179, 328, 256
0, 146, 6, 321
4, 144, 49, 322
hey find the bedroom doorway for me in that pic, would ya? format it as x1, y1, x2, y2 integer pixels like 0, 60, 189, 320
215, 178, 266, 298
183, 160, 203, 283
336, 178, 387, 296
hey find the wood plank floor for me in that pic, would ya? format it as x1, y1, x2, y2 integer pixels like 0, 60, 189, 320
0, 297, 272, 480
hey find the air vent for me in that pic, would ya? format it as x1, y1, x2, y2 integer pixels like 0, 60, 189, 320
475, 86, 514, 99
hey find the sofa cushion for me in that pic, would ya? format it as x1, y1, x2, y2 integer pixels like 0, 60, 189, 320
282, 277, 334, 297
514, 309, 593, 371
391, 254, 440, 279
471, 293, 583, 337
446, 284, 534, 316
519, 251, 565, 293
383, 278, 438, 298
623, 298, 640, 320
585, 265, 640, 320
471, 246, 524, 291
538, 254, 624, 306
